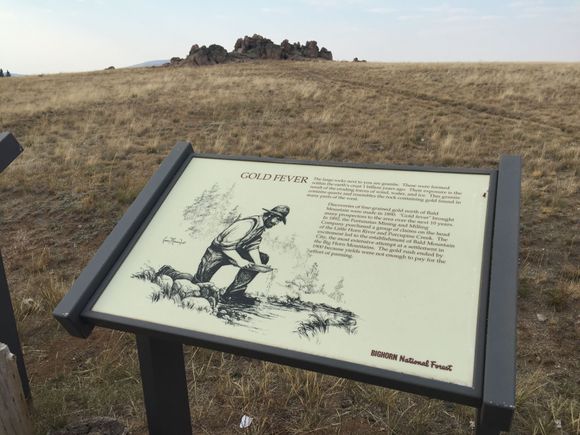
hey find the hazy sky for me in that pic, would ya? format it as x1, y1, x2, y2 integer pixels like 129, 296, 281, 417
1, 0, 579, 74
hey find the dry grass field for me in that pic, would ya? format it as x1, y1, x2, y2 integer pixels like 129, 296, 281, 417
0, 61, 578, 434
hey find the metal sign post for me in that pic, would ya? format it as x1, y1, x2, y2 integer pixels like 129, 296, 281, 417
136, 335, 192, 435
0, 132, 30, 400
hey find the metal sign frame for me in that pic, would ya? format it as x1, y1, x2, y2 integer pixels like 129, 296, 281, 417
0, 132, 23, 173
54, 142, 520, 434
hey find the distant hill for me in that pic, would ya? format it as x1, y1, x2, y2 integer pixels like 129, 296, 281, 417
128, 60, 169, 68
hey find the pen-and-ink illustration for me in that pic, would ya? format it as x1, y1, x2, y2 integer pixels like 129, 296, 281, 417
132, 184, 357, 339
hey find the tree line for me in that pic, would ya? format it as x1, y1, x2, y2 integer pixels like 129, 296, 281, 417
0, 69, 12, 77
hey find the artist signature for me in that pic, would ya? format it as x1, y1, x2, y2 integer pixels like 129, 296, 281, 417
162, 236, 186, 246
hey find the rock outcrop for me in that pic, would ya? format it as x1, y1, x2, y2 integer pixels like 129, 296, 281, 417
183, 44, 229, 66
234, 35, 281, 59
168, 34, 332, 67
319, 47, 333, 60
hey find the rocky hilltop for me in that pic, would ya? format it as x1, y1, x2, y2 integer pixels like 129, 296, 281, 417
168, 34, 332, 67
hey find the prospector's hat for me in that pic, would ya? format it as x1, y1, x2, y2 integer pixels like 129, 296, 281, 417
263, 205, 290, 224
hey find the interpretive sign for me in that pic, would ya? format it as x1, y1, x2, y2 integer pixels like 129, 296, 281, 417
54, 143, 520, 435
93, 157, 490, 387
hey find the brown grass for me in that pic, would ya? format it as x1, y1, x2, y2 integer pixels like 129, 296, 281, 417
0, 61, 578, 434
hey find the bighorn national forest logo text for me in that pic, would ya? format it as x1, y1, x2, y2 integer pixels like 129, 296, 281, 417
370, 349, 453, 372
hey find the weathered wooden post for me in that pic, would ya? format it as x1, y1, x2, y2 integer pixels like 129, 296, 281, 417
0, 132, 31, 397
0, 343, 33, 435
0, 250, 30, 400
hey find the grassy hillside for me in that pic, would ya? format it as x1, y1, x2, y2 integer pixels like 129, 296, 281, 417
0, 61, 578, 434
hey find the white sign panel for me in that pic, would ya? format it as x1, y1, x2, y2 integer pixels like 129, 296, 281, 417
91, 157, 490, 387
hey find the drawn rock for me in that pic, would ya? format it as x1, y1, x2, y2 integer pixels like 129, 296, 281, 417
198, 282, 220, 299
172, 279, 201, 299
198, 282, 221, 311
155, 275, 173, 291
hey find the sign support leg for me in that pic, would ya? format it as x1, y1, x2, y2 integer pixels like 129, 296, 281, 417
0, 250, 31, 400
136, 334, 192, 435
475, 156, 521, 435
476, 408, 501, 435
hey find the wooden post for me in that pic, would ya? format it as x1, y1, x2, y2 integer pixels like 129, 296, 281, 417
0, 343, 32, 435
0, 251, 30, 399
